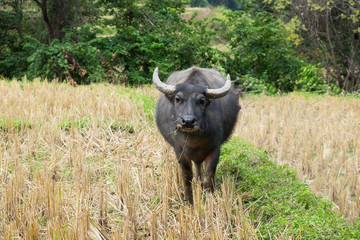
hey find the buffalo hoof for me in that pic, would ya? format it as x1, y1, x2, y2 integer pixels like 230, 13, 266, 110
202, 177, 215, 192
184, 195, 193, 205
183, 189, 193, 205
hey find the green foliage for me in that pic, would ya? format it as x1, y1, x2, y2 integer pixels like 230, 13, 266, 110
296, 64, 328, 93
99, 0, 218, 85
329, 84, 342, 95
3, 0, 355, 94
0, 0, 34, 78
218, 138, 360, 239
267, 0, 360, 92
0, 50, 30, 79
0, 0, 99, 79
207, 0, 240, 10
129, 92, 156, 122
190, 0, 210, 7
20, 0, 218, 85
25, 25, 107, 84
224, 12, 304, 93
239, 75, 266, 93
237, 0, 275, 12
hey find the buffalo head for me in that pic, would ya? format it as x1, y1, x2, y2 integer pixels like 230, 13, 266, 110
153, 67, 232, 134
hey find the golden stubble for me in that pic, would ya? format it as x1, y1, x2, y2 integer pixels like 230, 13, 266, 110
234, 94, 360, 219
0, 80, 256, 239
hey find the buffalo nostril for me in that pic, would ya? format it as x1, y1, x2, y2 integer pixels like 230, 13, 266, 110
181, 115, 197, 126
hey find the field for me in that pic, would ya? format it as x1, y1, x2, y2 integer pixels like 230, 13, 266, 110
0, 80, 257, 239
1, 79, 360, 239
235, 94, 360, 219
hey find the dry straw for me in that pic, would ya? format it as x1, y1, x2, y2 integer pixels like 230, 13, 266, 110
234, 94, 360, 218
0, 80, 256, 239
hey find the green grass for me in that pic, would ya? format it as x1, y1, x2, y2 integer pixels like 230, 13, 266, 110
129, 92, 156, 122
102, 118, 135, 133
59, 118, 135, 134
0, 117, 134, 134
59, 119, 90, 131
0, 119, 33, 132
218, 138, 360, 239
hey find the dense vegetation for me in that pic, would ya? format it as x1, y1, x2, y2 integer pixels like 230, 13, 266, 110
1, 0, 359, 92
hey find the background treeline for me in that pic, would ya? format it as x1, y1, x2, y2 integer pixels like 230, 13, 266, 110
1, 0, 360, 93
191, 0, 240, 10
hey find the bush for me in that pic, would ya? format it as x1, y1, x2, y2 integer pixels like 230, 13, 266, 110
0, 50, 30, 79
23, 1, 219, 85
102, 0, 219, 85
25, 25, 107, 84
224, 12, 304, 93
296, 64, 328, 93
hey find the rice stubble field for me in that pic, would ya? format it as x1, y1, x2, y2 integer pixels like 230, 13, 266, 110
235, 94, 360, 219
1, 79, 360, 239
0, 80, 256, 239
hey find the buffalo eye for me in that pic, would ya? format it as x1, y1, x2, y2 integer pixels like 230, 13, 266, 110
174, 96, 182, 104
197, 97, 207, 107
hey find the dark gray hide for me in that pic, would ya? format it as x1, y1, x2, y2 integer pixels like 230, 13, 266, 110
154, 67, 241, 204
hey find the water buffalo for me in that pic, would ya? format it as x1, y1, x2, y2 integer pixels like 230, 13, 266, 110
153, 67, 240, 204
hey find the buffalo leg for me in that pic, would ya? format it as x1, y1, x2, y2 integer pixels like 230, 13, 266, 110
203, 147, 220, 192
179, 161, 193, 204
175, 150, 194, 204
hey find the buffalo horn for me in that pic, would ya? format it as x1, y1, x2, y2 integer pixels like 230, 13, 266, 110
206, 74, 232, 99
153, 67, 176, 95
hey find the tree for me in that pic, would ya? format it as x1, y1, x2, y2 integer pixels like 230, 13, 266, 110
98, 0, 217, 84
0, 0, 35, 77
32, 0, 99, 43
0, 0, 100, 78
190, 0, 209, 7
267, 0, 360, 92
224, 11, 304, 92
207, 0, 239, 10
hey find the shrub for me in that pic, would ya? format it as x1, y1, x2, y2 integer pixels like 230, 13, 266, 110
25, 25, 107, 84
23, 1, 218, 85
296, 64, 328, 93
101, 0, 219, 85
224, 12, 304, 93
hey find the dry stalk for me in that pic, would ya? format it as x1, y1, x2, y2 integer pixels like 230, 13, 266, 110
234, 94, 360, 218
0, 80, 258, 239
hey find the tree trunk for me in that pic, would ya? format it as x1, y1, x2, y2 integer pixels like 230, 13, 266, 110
32, 0, 66, 43
325, 9, 342, 88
